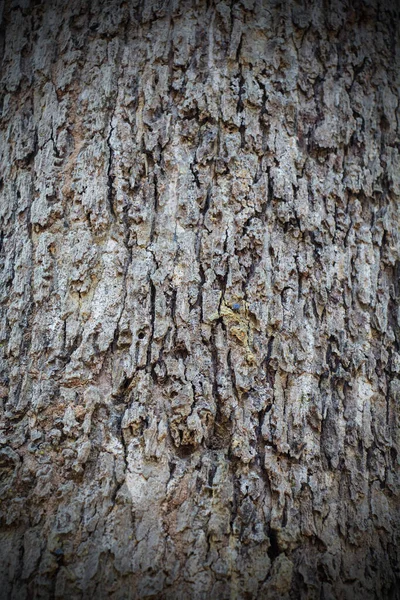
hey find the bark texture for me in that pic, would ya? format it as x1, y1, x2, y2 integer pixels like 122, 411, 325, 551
0, 0, 400, 598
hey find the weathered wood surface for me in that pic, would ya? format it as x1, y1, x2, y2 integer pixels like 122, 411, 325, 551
0, 0, 399, 598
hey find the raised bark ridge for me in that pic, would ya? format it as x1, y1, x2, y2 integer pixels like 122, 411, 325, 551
0, 1, 399, 598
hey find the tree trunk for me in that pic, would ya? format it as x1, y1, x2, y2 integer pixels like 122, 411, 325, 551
0, 0, 399, 598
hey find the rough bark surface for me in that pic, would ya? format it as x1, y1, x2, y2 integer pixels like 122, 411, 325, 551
0, 0, 400, 598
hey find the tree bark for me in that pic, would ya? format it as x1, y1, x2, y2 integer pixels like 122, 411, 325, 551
0, 0, 399, 598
